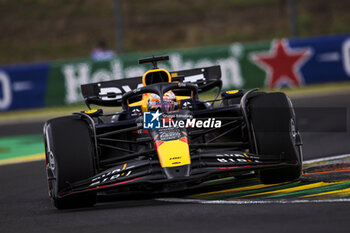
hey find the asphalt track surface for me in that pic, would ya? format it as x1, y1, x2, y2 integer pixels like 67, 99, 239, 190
1, 92, 350, 233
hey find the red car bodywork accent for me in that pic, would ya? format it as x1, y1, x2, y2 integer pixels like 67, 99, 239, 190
154, 140, 164, 149
132, 129, 149, 133
179, 137, 188, 144
58, 177, 141, 198
214, 166, 241, 170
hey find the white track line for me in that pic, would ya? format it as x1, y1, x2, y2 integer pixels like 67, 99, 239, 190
303, 153, 350, 164
156, 198, 350, 204
155, 198, 350, 205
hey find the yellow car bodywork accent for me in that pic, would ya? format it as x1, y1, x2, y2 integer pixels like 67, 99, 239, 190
157, 140, 191, 167
175, 96, 191, 101
142, 69, 172, 86
171, 72, 178, 77
226, 90, 239, 94
243, 153, 252, 162
128, 94, 149, 112
84, 109, 98, 114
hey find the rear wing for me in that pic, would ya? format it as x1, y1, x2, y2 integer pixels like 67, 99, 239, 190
81, 65, 222, 107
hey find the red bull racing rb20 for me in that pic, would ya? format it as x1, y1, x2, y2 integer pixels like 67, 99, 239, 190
44, 55, 303, 209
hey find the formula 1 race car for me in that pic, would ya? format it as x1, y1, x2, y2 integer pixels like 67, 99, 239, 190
44, 55, 303, 209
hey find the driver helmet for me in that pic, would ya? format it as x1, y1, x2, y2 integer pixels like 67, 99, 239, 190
147, 90, 177, 112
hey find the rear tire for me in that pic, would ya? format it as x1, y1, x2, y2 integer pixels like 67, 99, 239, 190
248, 92, 302, 184
44, 115, 97, 209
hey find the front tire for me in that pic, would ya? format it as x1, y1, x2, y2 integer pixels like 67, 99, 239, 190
44, 116, 97, 209
248, 92, 302, 184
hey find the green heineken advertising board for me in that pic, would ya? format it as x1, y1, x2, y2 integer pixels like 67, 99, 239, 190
46, 42, 271, 106
3, 34, 347, 111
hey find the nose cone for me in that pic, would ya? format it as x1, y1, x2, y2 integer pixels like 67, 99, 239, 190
155, 138, 192, 179
163, 164, 191, 179
152, 128, 191, 179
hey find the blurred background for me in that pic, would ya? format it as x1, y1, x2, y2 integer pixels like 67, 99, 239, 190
1, 0, 350, 64
1, 0, 350, 115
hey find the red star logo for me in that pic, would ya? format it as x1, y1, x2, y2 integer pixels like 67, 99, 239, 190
252, 39, 311, 89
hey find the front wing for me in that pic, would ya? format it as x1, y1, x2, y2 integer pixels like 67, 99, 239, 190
56, 152, 298, 198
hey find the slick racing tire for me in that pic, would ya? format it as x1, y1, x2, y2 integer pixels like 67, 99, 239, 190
248, 92, 302, 184
44, 115, 97, 209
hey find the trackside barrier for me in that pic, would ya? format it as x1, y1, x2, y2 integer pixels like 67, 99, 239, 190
1, 34, 350, 111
